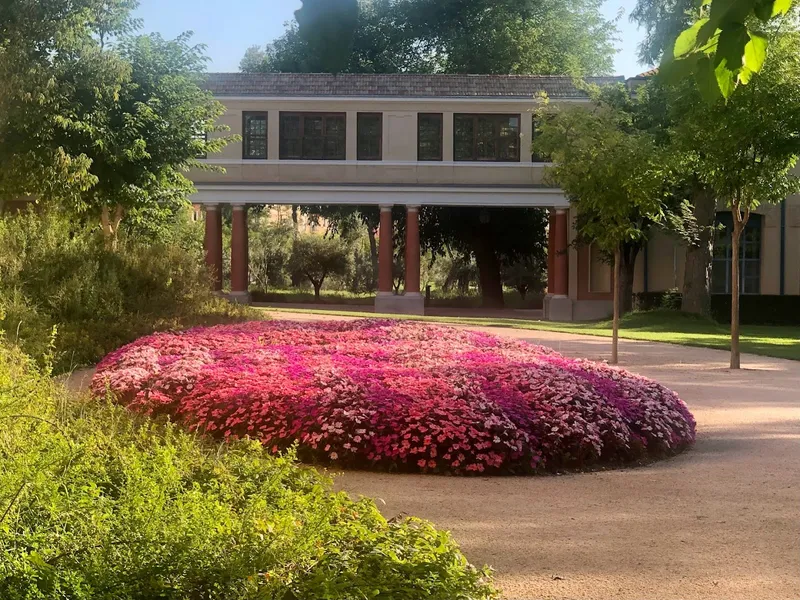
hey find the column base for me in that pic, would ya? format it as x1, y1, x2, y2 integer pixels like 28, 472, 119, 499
375, 292, 425, 316
227, 291, 252, 305
544, 294, 573, 322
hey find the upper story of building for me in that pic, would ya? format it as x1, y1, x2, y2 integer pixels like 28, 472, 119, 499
191, 73, 622, 198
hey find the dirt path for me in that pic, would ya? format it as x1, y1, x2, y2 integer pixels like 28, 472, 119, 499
268, 312, 800, 600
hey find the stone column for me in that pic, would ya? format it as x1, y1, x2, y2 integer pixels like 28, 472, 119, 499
204, 204, 223, 292
547, 210, 556, 294
405, 206, 421, 295
230, 204, 250, 302
378, 205, 394, 295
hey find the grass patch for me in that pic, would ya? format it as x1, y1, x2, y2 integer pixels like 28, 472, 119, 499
258, 307, 800, 362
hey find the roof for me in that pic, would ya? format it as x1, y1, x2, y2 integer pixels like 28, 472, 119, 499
202, 73, 624, 99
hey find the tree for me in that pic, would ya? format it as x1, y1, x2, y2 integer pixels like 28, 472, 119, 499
663, 0, 795, 100
0, 0, 123, 205
0, 0, 233, 246
295, 0, 359, 74
289, 233, 351, 300
502, 256, 547, 301
672, 33, 800, 368
535, 90, 670, 363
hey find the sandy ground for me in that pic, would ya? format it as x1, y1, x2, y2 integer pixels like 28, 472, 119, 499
71, 313, 800, 600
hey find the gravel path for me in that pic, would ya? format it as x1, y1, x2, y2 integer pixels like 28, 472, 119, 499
269, 312, 800, 600
71, 314, 800, 599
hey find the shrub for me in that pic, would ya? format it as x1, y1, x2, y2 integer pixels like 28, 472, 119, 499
93, 320, 696, 475
0, 342, 497, 599
0, 210, 256, 373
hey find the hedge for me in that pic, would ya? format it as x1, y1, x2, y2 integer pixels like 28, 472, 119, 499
634, 291, 800, 326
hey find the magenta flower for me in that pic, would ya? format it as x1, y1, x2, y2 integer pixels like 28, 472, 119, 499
92, 320, 696, 475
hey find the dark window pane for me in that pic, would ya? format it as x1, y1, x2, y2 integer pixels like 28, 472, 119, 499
454, 114, 520, 162
243, 113, 267, 159
711, 213, 762, 295
418, 113, 443, 161
280, 113, 346, 160
357, 113, 382, 161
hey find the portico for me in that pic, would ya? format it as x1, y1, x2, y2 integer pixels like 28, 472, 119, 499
191, 72, 622, 320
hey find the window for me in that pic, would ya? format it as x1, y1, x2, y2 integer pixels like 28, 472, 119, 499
242, 112, 268, 159
357, 113, 382, 161
418, 113, 443, 161
279, 112, 346, 160
712, 213, 762, 295
454, 114, 520, 162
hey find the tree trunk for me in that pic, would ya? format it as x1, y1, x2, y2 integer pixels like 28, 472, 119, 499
292, 205, 299, 233
313, 281, 322, 301
473, 236, 504, 309
729, 200, 749, 370
100, 205, 124, 251
682, 184, 716, 316
612, 247, 621, 365
367, 226, 379, 291
618, 242, 640, 315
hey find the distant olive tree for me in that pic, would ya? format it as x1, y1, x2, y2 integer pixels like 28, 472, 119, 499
289, 234, 352, 300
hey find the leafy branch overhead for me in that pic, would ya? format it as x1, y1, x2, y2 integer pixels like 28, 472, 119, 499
665, 0, 794, 100
294, 0, 359, 74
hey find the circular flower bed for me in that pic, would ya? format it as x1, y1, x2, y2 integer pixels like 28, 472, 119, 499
92, 319, 695, 475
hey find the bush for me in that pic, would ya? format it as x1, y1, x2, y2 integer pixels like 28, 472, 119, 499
634, 290, 800, 325
93, 320, 696, 475
0, 342, 497, 599
0, 210, 255, 373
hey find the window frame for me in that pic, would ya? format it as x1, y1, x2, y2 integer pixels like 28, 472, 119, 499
279, 112, 347, 161
712, 213, 763, 295
357, 112, 383, 161
242, 111, 268, 160
453, 113, 521, 163
417, 113, 444, 162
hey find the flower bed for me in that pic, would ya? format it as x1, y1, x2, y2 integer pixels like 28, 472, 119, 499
92, 320, 696, 475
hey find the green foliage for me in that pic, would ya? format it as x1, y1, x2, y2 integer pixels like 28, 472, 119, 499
249, 215, 295, 291
289, 234, 352, 299
501, 256, 547, 300
535, 87, 670, 255
244, 0, 617, 76
295, 0, 359, 73
0, 344, 498, 599
0, 210, 252, 373
0, 0, 233, 226
663, 0, 796, 99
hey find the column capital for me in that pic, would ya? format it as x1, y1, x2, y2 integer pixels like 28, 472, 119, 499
380, 205, 393, 213
555, 208, 568, 215
204, 203, 220, 211
406, 205, 420, 212
232, 203, 247, 210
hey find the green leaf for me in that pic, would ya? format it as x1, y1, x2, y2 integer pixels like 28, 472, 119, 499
715, 23, 749, 70
660, 54, 701, 84
715, 59, 738, 98
695, 56, 724, 101
754, 0, 775, 20
674, 18, 712, 58
744, 32, 769, 73
772, 0, 795, 15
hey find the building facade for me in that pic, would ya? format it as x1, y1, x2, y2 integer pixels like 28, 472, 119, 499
192, 73, 800, 320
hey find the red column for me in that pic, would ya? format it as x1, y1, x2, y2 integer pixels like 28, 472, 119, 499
204, 204, 223, 292
231, 204, 249, 297
405, 206, 421, 294
547, 210, 556, 294
553, 208, 569, 296
378, 205, 394, 294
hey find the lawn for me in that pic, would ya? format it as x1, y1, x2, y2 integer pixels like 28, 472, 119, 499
258, 307, 800, 362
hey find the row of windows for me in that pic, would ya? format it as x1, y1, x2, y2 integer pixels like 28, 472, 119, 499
240, 112, 523, 162
712, 214, 763, 295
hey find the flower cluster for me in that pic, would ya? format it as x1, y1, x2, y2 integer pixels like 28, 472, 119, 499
92, 320, 696, 475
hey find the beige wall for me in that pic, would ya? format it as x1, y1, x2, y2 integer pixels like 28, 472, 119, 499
638, 196, 800, 296
194, 97, 551, 188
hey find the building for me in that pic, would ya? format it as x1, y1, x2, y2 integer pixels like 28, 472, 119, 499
192, 72, 800, 320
